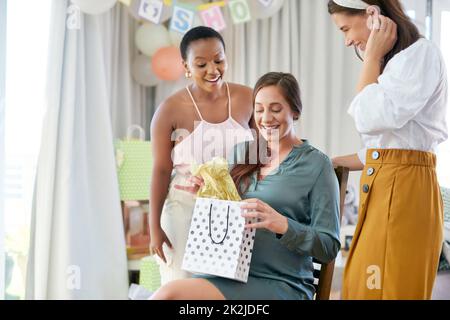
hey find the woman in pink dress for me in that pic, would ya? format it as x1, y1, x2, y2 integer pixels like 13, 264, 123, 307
149, 26, 254, 285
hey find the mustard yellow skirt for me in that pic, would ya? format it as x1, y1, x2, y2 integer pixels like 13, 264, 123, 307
342, 149, 444, 300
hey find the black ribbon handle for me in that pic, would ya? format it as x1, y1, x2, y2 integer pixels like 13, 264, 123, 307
208, 203, 230, 245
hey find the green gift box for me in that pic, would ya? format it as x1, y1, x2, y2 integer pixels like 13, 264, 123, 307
116, 125, 152, 201
139, 256, 161, 292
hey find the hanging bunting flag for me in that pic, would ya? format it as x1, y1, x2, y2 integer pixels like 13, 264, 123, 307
129, 0, 284, 40
138, 0, 164, 24
199, 5, 226, 32
228, 0, 251, 24
258, 0, 273, 7
170, 4, 196, 34
197, 1, 227, 11
119, 0, 132, 6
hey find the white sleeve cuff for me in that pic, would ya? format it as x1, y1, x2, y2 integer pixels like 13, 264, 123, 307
357, 148, 367, 166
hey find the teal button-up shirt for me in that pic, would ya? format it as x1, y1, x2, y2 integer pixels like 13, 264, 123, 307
198, 140, 341, 300
233, 140, 341, 298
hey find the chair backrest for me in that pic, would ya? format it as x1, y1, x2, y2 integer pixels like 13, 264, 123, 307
440, 187, 450, 265
313, 166, 349, 300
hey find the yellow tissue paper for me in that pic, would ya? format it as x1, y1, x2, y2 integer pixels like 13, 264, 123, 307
191, 157, 241, 201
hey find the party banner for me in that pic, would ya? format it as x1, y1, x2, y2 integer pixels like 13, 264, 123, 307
139, 0, 164, 24
170, 5, 196, 34
229, 0, 251, 24
199, 5, 226, 32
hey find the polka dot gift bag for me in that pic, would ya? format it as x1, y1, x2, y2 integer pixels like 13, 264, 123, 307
181, 158, 256, 283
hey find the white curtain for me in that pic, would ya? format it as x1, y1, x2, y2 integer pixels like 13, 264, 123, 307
100, 6, 149, 139
26, 0, 129, 299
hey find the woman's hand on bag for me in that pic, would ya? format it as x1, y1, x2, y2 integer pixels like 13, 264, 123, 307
150, 227, 172, 263
241, 199, 288, 235
364, 15, 398, 62
174, 175, 205, 195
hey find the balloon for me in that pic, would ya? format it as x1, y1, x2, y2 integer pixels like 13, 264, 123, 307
249, 0, 284, 20
128, 0, 172, 23
135, 23, 171, 57
151, 46, 185, 81
131, 54, 160, 87
71, 0, 117, 15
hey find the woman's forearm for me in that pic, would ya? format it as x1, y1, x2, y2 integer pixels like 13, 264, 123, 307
332, 153, 364, 171
150, 168, 172, 230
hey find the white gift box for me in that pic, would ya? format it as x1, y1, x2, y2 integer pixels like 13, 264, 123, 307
182, 197, 256, 283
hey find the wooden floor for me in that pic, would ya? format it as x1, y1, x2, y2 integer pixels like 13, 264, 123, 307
432, 271, 450, 300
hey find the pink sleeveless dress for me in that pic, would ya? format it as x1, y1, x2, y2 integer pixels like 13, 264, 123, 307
157, 82, 253, 284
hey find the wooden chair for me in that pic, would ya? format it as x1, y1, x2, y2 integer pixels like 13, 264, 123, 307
439, 187, 450, 268
313, 166, 349, 300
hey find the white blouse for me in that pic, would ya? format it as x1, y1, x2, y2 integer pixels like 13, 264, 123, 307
348, 38, 448, 164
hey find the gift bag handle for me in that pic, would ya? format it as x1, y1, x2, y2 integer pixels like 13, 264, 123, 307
208, 203, 230, 245
126, 125, 145, 141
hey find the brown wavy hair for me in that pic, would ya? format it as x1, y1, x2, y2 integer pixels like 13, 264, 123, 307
230, 72, 302, 195
327, 0, 422, 71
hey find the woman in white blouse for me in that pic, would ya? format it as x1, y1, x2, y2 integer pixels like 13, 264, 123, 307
329, 0, 448, 299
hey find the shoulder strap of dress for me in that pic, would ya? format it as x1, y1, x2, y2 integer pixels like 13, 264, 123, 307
225, 82, 232, 118
185, 86, 204, 121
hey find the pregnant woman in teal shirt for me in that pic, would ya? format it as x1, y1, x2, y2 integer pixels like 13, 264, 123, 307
151, 72, 341, 300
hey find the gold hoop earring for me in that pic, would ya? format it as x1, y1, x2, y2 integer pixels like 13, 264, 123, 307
185, 71, 192, 79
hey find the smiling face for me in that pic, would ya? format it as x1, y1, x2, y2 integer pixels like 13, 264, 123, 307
183, 38, 228, 93
254, 85, 299, 143
332, 12, 371, 51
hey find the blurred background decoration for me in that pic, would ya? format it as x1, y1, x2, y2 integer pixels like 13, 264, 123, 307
71, 0, 285, 86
